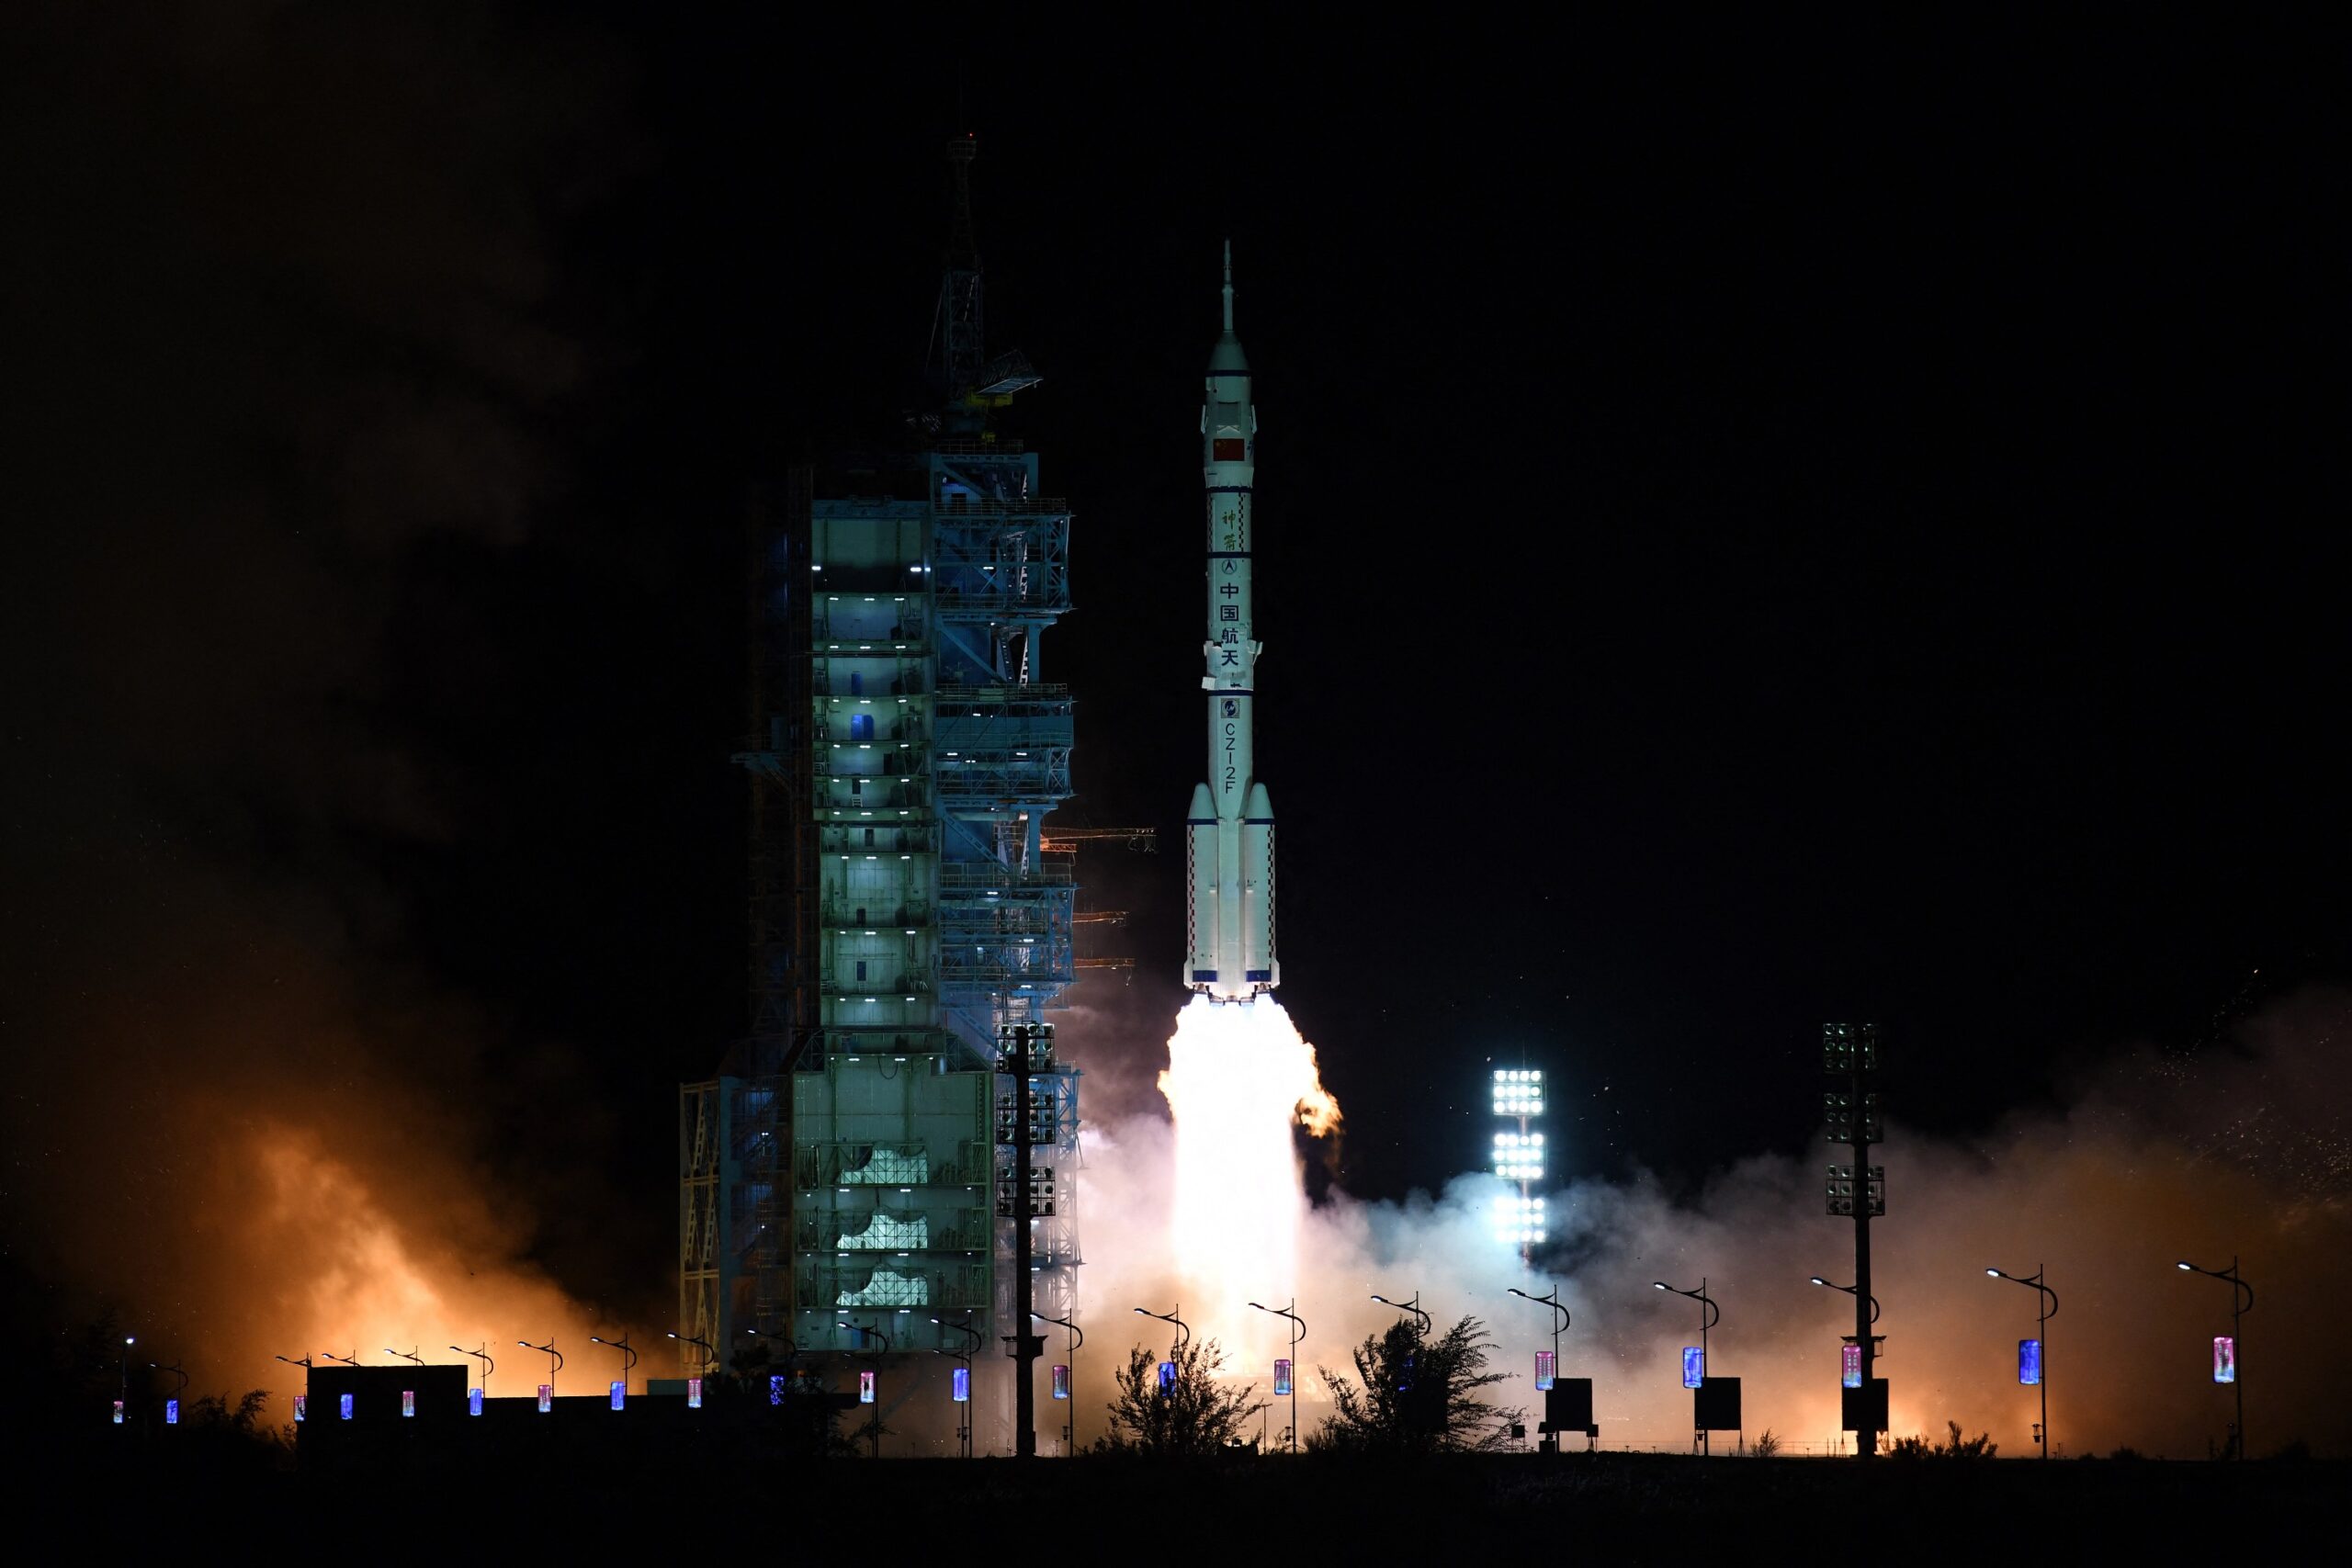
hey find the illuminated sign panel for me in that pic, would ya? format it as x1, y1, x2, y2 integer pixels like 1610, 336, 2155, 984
2018, 1339, 2041, 1386
1274, 1358, 1294, 1396
113, 1400, 124, 1426
610, 1381, 626, 1411
769, 1374, 786, 1406
1158, 1360, 1176, 1396
401, 1391, 415, 1418
952, 1367, 970, 1404
2213, 1337, 2236, 1384
1052, 1364, 1069, 1401
859, 1371, 876, 1405
340, 1393, 355, 1420
1842, 1344, 1863, 1390
468, 1388, 481, 1416
165, 1399, 179, 1426
1682, 1348, 1704, 1389
293, 1395, 307, 1423
537, 1384, 552, 1413
1535, 1350, 1555, 1392
687, 1377, 702, 1409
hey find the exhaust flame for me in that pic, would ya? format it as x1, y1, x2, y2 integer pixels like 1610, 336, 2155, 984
1157, 996, 1341, 1346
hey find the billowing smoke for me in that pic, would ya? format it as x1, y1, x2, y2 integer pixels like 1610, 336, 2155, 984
0, 5, 645, 1404
1075, 987, 2352, 1457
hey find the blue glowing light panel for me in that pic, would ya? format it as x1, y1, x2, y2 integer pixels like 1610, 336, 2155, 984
1842, 1344, 1862, 1390
468, 1388, 482, 1416
165, 1399, 179, 1426
2213, 1337, 2235, 1384
401, 1391, 414, 1418
537, 1383, 552, 1413
1274, 1358, 1294, 1396
1535, 1350, 1555, 1392
1052, 1364, 1069, 1401
340, 1393, 355, 1420
293, 1395, 307, 1423
1682, 1348, 1704, 1389
952, 1366, 970, 1403
609, 1381, 625, 1411
1158, 1360, 1176, 1395
687, 1377, 703, 1410
2018, 1338, 2041, 1386
113, 1400, 124, 1425
769, 1373, 786, 1406
859, 1370, 876, 1405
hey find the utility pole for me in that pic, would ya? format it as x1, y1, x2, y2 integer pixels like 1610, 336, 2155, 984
1825, 1022, 1884, 1460
1000, 1021, 1051, 1459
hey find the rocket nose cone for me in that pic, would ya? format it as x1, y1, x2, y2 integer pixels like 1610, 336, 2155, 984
1186, 783, 1215, 819
1243, 783, 1272, 817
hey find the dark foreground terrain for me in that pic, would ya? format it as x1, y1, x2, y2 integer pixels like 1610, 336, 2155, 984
44, 1441, 2341, 1556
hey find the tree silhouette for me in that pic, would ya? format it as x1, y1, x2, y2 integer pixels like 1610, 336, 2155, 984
1098, 1338, 1266, 1455
1314, 1315, 1520, 1455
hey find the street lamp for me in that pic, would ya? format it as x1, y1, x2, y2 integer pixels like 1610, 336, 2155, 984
1033, 1312, 1082, 1456
150, 1361, 188, 1425
1809, 1277, 1882, 1322
450, 1343, 494, 1396
518, 1338, 563, 1398
1507, 1285, 1571, 1453
1249, 1299, 1306, 1454
384, 1347, 424, 1369
839, 1319, 891, 1458
321, 1349, 360, 1367
666, 1330, 716, 1378
1652, 1280, 1720, 1367
1135, 1304, 1190, 1348
1986, 1266, 2057, 1460
589, 1335, 639, 1395
1370, 1292, 1431, 1337
933, 1315, 981, 1459
2177, 1257, 2254, 1460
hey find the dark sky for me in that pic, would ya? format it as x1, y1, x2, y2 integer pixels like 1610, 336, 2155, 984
4, 9, 2343, 1320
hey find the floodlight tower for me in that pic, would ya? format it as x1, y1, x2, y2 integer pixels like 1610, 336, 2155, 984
1492, 1069, 1547, 1263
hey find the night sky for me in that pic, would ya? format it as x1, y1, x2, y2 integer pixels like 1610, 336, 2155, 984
4, 10, 2344, 1325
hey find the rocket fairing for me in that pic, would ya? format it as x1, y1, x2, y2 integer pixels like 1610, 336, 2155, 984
1186, 244, 1278, 1002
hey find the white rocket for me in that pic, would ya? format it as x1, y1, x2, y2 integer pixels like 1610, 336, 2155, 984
1185, 243, 1278, 1002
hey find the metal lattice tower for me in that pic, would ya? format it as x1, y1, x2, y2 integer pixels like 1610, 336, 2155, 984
685, 139, 1080, 1449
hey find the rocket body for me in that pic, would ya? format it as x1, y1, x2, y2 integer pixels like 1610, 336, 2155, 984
1186, 247, 1278, 1002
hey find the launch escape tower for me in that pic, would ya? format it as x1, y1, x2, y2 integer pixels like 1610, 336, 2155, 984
681, 136, 1084, 1442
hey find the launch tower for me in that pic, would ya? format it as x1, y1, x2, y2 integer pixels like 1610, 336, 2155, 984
682, 136, 1083, 1450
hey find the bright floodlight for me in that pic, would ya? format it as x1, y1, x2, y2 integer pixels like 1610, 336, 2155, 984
1490, 1131, 1545, 1182
1491, 1194, 1546, 1246
1492, 1067, 1545, 1116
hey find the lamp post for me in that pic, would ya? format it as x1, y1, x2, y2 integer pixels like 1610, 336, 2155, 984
1034, 1312, 1082, 1455
1507, 1285, 1570, 1453
839, 1318, 891, 1458
1249, 1299, 1306, 1454
589, 1335, 639, 1396
666, 1330, 716, 1378
1135, 1304, 1191, 1348
384, 1347, 424, 1370
1370, 1292, 1431, 1337
933, 1315, 980, 1458
519, 1338, 563, 1399
1809, 1277, 1882, 1322
1986, 1266, 2057, 1459
1654, 1280, 1721, 1454
322, 1350, 359, 1368
150, 1362, 187, 1425
450, 1343, 494, 1397
2177, 1257, 2253, 1459
1811, 1275, 1881, 1455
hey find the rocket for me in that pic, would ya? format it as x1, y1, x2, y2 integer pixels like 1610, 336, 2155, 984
1186, 243, 1278, 1002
